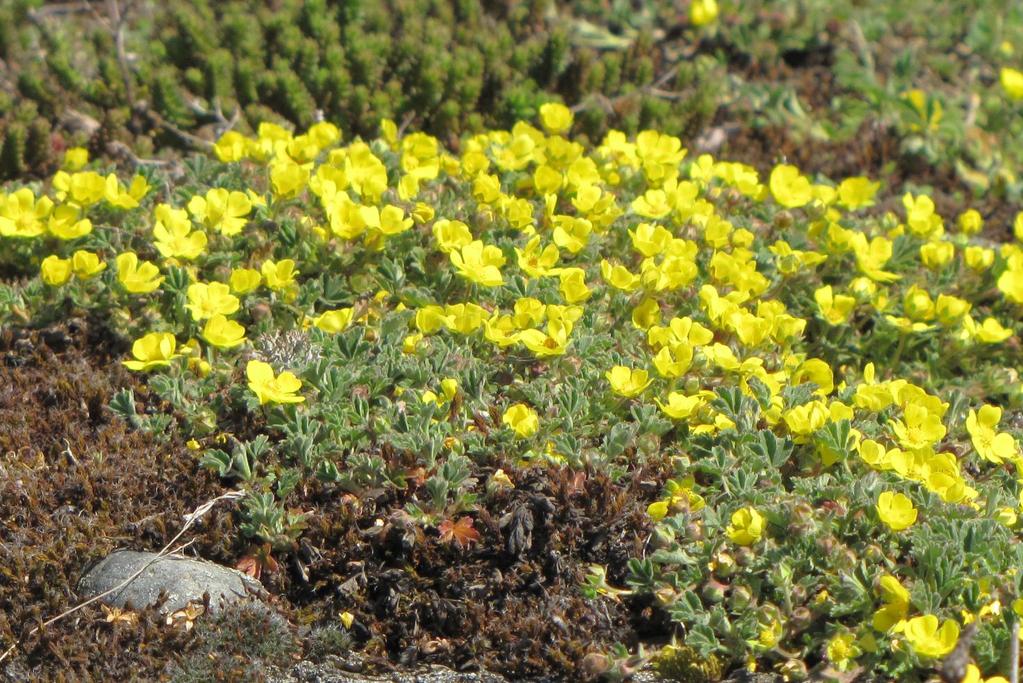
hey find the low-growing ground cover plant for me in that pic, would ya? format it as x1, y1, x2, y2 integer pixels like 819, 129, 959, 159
4, 101, 1023, 680
7, 0, 1023, 225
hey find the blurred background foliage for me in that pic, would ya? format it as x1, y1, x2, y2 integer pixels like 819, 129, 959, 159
4, 0, 1023, 210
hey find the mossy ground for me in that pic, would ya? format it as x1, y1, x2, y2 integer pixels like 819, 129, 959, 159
0, 317, 663, 680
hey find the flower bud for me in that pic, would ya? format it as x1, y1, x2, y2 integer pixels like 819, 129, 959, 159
729, 584, 753, 610
774, 210, 794, 229
816, 534, 837, 555
789, 606, 813, 632
649, 526, 675, 550
701, 579, 728, 603
250, 302, 272, 321
654, 586, 681, 607
734, 546, 755, 566
713, 551, 737, 577
790, 501, 814, 530
778, 658, 808, 680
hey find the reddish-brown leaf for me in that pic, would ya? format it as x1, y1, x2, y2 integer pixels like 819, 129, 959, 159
438, 516, 481, 548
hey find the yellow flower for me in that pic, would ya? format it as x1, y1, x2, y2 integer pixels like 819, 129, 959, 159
769, 164, 813, 208
605, 366, 653, 398
934, 294, 970, 326
213, 131, 250, 162
919, 241, 954, 269
445, 303, 488, 334
655, 392, 705, 420
783, 400, 829, 437
450, 240, 505, 287
62, 147, 89, 171
47, 204, 92, 240
902, 192, 944, 238
902, 615, 959, 658
270, 160, 310, 199
635, 130, 686, 183
54, 170, 105, 207
652, 343, 694, 379
104, 174, 149, 209
538, 102, 573, 135
515, 236, 560, 278
116, 252, 164, 293
1001, 67, 1023, 100
689, 0, 718, 26
422, 377, 459, 406
872, 574, 910, 632
756, 618, 784, 650
854, 235, 900, 282
186, 282, 240, 321
814, 285, 856, 325
552, 215, 592, 253
502, 403, 539, 438
826, 632, 860, 671
71, 250, 106, 279
202, 314, 246, 349
367, 204, 413, 236
0, 188, 52, 237
876, 491, 917, 531
957, 209, 984, 235
631, 188, 673, 219
966, 316, 1013, 343
123, 332, 179, 371
412, 202, 435, 224
558, 267, 591, 303
726, 507, 765, 546
997, 266, 1023, 303
891, 403, 946, 449
629, 222, 672, 257
246, 360, 304, 405
188, 188, 252, 236
229, 268, 262, 294
962, 663, 1010, 683
966, 405, 1018, 464
432, 219, 473, 253
261, 259, 299, 291
313, 308, 354, 334
600, 260, 641, 291
647, 500, 670, 521
512, 298, 546, 329
516, 324, 569, 357
40, 254, 72, 286
415, 305, 452, 334
153, 203, 207, 260
903, 285, 935, 322
837, 176, 880, 210
344, 142, 389, 201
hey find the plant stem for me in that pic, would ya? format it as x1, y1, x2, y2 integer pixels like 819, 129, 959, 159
887, 332, 908, 378
1011, 618, 1019, 683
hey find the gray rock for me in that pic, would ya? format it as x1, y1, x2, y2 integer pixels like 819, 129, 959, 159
267, 659, 511, 683
77, 549, 266, 615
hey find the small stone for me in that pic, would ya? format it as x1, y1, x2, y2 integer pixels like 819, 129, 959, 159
78, 550, 266, 615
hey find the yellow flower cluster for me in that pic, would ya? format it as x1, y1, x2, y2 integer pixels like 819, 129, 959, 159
8, 102, 1023, 677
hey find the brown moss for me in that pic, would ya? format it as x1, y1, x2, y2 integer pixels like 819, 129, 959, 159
0, 319, 233, 680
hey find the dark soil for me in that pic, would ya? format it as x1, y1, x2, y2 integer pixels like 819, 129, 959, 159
0, 317, 666, 681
